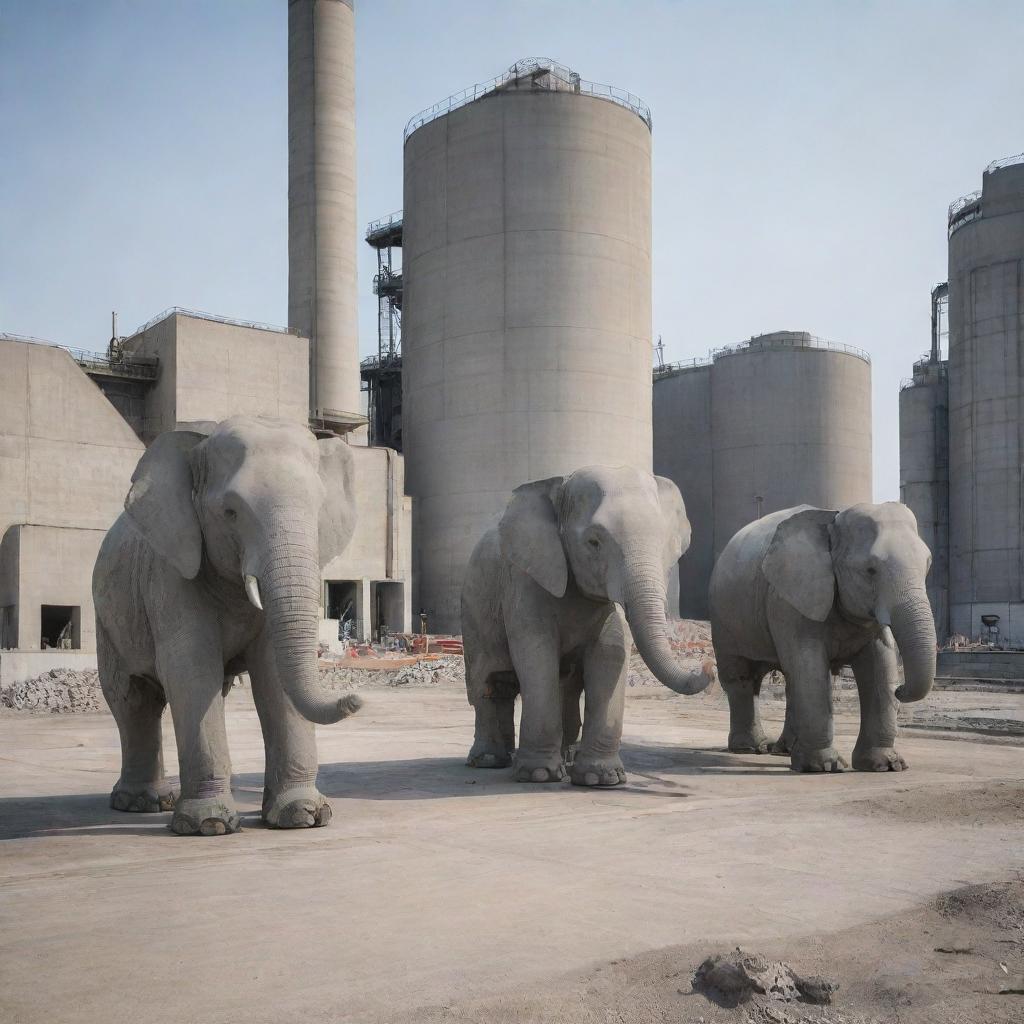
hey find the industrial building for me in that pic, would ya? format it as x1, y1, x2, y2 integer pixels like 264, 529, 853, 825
401, 58, 655, 632
900, 154, 1024, 646
654, 332, 873, 617
0, 0, 411, 684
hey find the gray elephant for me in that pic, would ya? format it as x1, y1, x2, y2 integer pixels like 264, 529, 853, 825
462, 465, 713, 787
92, 416, 362, 836
709, 502, 936, 773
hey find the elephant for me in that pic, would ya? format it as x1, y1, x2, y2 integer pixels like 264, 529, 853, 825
709, 502, 936, 774
92, 416, 362, 836
462, 465, 714, 787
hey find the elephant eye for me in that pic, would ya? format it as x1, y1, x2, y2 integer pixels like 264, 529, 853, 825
224, 508, 238, 522
866, 566, 877, 576
587, 537, 601, 550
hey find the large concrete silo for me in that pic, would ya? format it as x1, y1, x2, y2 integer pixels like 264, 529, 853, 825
947, 156, 1024, 643
652, 362, 713, 618
898, 285, 950, 638
288, 0, 361, 429
402, 59, 654, 631
710, 332, 873, 556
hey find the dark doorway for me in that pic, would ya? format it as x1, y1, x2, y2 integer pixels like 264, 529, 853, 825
40, 605, 79, 649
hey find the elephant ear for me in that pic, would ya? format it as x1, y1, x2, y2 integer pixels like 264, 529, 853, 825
655, 475, 691, 562
124, 430, 206, 579
498, 477, 567, 598
317, 437, 357, 568
762, 507, 838, 622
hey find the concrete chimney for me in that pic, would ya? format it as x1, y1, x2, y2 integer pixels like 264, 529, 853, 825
288, 0, 362, 431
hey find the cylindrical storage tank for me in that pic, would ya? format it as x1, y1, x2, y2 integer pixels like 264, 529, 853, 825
402, 60, 653, 632
898, 363, 949, 638
710, 332, 873, 555
652, 363, 713, 618
288, 0, 361, 426
947, 156, 1024, 643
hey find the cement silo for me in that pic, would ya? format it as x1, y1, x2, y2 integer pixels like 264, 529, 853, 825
710, 332, 873, 555
947, 155, 1024, 643
652, 362, 713, 618
402, 59, 653, 631
898, 285, 949, 638
288, 0, 362, 429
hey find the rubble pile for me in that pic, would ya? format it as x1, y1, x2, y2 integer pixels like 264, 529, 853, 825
0, 669, 103, 714
319, 656, 465, 692
694, 948, 837, 1011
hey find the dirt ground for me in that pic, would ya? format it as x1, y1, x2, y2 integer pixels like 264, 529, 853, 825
0, 667, 1022, 1024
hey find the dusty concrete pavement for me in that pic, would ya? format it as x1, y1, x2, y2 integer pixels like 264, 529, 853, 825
1, 687, 1022, 1024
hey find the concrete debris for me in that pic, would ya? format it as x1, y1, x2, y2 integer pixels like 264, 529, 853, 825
694, 949, 837, 1009
319, 657, 464, 693
0, 669, 103, 713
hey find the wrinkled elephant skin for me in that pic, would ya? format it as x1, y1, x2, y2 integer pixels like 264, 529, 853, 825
93, 417, 361, 835
461, 466, 712, 787
709, 502, 936, 774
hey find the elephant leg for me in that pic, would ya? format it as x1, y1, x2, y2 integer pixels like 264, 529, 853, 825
851, 636, 907, 772
159, 630, 240, 836
718, 649, 770, 754
466, 661, 516, 769
571, 611, 628, 787
468, 694, 515, 768
247, 632, 332, 827
507, 616, 564, 783
561, 662, 584, 767
774, 624, 847, 773
768, 678, 796, 755
101, 628, 176, 813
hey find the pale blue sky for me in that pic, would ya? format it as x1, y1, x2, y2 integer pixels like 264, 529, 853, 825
2, 1, 1022, 499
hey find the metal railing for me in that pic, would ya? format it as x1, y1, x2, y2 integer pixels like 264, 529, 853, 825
712, 333, 871, 364
653, 356, 712, 379
947, 189, 983, 236
986, 151, 1024, 173
127, 306, 298, 340
0, 332, 159, 380
366, 210, 403, 240
404, 57, 652, 142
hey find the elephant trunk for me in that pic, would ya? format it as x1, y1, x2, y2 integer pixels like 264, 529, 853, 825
887, 586, 936, 703
259, 519, 362, 726
623, 558, 712, 696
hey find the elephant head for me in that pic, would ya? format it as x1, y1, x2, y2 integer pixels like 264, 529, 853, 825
498, 466, 711, 695
123, 416, 357, 724
763, 502, 936, 702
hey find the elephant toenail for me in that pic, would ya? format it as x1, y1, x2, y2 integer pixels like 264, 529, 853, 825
531, 768, 548, 782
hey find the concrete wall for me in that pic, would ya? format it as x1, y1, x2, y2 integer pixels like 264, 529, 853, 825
0, 650, 98, 689
322, 444, 412, 639
288, 0, 361, 424
948, 162, 1024, 643
124, 313, 310, 442
403, 87, 653, 632
899, 364, 950, 638
652, 365, 713, 618
0, 338, 144, 652
710, 335, 873, 555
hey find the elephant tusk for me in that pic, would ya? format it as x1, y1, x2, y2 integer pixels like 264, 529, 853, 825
244, 574, 263, 611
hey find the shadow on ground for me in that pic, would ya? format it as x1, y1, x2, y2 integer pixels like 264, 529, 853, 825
0, 745, 802, 840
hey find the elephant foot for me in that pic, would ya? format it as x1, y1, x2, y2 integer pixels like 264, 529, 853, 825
466, 739, 513, 769
512, 753, 565, 784
110, 779, 177, 813
789, 746, 848, 774
852, 746, 908, 772
570, 755, 626, 788
263, 787, 333, 829
768, 735, 793, 756
170, 797, 241, 836
728, 731, 771, 754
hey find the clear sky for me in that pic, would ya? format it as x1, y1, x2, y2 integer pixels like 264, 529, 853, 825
2, 0, 1021, 499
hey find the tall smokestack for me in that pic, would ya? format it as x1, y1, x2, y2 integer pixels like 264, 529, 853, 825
288, 0, 361, 431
